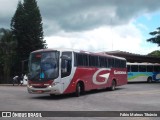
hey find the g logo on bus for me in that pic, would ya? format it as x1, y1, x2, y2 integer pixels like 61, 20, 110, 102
92, 68, 111, 85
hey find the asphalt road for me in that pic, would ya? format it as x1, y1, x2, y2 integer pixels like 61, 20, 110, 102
0, 82, 160, 120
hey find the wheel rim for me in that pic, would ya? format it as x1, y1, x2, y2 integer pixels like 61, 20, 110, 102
76, 83, 81, 96
148, 78, 152, 83
112, 81, 116, 90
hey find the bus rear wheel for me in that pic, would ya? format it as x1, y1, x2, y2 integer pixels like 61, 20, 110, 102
110, 80, 116, 91
75, 83, 81, 97
147, 77, 152, 83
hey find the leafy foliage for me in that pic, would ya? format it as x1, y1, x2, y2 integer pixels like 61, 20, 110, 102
147, 50, 160, 57
0, 28, 17, 83
11, 0, 46, 74
147, 27, 160, 46
0, 0, 46, 83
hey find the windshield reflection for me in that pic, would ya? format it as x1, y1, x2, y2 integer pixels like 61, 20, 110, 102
29, 51, 59, 81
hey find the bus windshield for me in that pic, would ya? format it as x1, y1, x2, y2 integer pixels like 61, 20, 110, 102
28, 51, 59, 81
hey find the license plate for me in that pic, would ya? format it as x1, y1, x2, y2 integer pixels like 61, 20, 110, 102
36, 90, 43, 93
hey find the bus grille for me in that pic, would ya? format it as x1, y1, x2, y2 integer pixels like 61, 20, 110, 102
33, 86, 48, 88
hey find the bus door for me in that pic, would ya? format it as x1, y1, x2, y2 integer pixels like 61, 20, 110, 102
61, 52, 73, 91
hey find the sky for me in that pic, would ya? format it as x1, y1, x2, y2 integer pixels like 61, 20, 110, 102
0, 0, 160, 55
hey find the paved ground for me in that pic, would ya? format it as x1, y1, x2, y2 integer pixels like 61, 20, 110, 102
0, 82, 160, 120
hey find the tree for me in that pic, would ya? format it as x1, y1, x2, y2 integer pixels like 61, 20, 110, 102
11, 1, 25, 73
22, 0, 46, 56
147, 27, 160, 46
11, 0, 46, 74
148, 50, 160, 57
0, 28, 17, 83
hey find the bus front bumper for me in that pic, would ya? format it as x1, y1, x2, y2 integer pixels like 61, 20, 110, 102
27, 83, 63, 95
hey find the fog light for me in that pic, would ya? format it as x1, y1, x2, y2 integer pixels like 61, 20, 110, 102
28, 85, 32, 88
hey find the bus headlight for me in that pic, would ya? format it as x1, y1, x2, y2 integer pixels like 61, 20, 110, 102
28, 84, 33, 88
48, 85, 52, 88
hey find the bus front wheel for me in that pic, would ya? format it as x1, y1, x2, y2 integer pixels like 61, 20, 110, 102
50, 94, 55, 97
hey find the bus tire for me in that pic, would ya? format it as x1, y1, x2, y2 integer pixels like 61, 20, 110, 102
110, 80, 116, 91
75, 83, 81, 97
147, 77, 152, 83
50, 94, 55, 97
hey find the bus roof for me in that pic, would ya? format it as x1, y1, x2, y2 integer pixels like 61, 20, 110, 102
31, 48, 126, 61
127, 62, 160, 66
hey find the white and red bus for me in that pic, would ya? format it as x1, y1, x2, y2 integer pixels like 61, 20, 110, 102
27, 49, 127, 97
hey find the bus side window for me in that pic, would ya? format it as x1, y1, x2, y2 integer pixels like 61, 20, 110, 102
147, 65, 153, 72
99, 57, 107, 68
114, 59, 120, 68
131, 65, 138, 72
127, 65, 130, 72
108, 58, 114, 68
89, 55, 99, 67
61, 52, 72, 78
121, 60, 126, 68
139, 65, 146, 72
75, 53, 89, 67
154, 65, 160, 72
